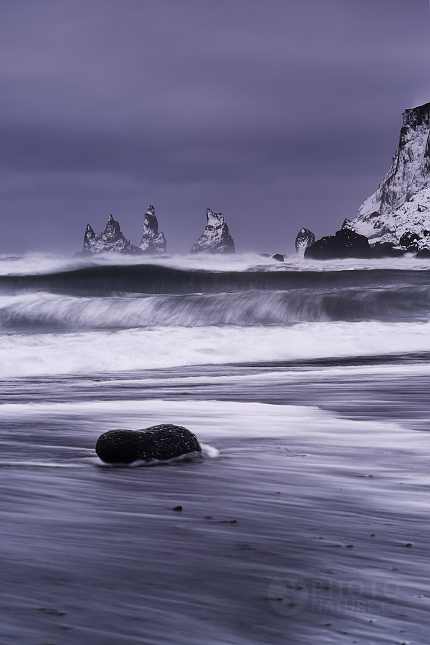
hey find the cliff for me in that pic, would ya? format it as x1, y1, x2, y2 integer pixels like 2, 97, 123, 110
345, 102, 430, 250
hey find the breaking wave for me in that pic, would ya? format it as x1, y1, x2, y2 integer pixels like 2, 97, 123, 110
1, 261, 430, 296
1, 256, 429, 378
0, 283, 430, 333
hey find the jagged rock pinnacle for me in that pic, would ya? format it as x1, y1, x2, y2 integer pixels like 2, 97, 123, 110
82, 215, 141, 254
190, 209, 235, 254
139, 205, 167, 254
295, 228, 315, 255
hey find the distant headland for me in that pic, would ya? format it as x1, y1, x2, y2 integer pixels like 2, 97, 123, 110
302, 101, 430, 260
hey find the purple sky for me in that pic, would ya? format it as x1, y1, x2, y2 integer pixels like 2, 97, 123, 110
1, 0, 429, 255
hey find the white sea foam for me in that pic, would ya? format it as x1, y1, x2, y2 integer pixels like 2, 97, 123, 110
100, 360, 430, 390
0, 252, 429, 276
1, 321, 430, 378
0, 397, 414, 445
0, 252, 286, 275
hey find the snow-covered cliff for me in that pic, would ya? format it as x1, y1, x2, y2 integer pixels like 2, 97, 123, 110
139, 205, 167, 254
83, 214, 140, 254
345, 102, 430, 250
190, 209, 235, 254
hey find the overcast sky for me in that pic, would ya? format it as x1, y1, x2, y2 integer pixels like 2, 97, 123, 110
0, 0, 429, 255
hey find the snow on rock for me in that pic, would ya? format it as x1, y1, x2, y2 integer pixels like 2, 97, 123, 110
190, 209, 235, 254
346, 102, 430, 250
139, 205, 167, 254
82, 215, 141, 254
83, 225, 96, 253
295, 228, 315, 255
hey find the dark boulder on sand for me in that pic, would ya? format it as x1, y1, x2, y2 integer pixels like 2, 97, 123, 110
96, 424, 202, 464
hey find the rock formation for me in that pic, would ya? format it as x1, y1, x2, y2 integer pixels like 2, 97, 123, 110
95, 424, 202, 464
190, 209, 235, 254
82, 225, 96, 253
295, 228, 315, 255
345, 102, 430, 252
83, 214, 140, 254
305, 228, 370, 260
139, 205, 167, 254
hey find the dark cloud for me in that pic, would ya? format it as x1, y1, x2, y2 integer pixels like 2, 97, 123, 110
0, 0, 429, 254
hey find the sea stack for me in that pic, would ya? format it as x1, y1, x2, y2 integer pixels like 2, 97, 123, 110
139, 205, 167, 254
305, 228, 370, 260
344, 102, 430, 252
190, 209, 235, 254
295, 228, 315, 255
82, 214, 140, 254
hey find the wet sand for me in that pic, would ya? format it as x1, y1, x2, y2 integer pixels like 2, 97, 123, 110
0, 359, 429, 644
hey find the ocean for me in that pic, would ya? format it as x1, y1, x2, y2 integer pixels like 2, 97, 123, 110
0, 252, 429, 645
